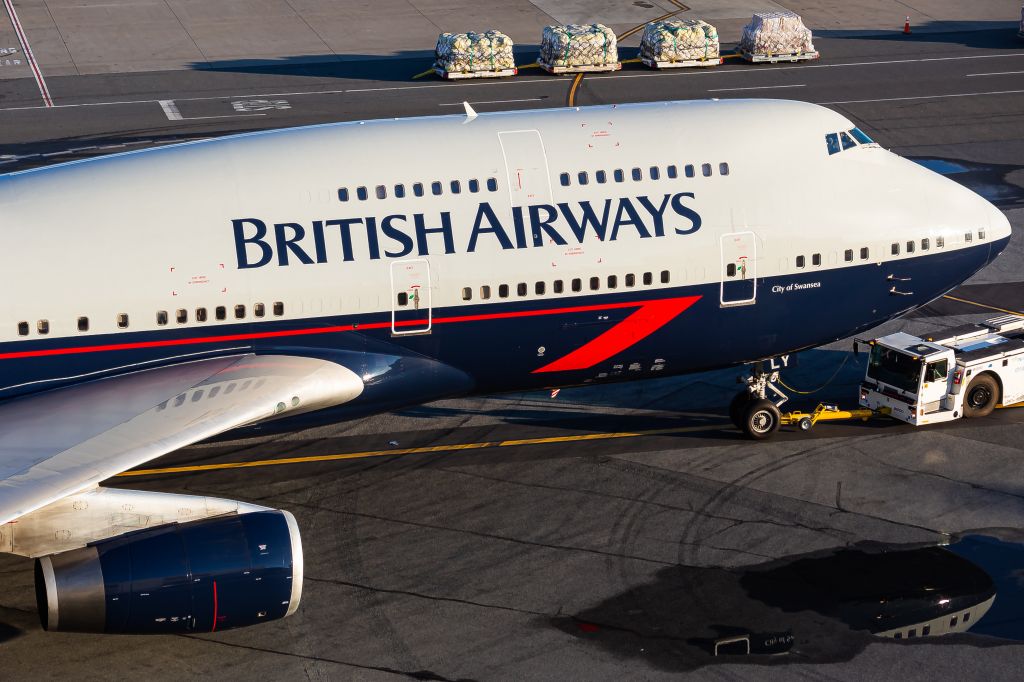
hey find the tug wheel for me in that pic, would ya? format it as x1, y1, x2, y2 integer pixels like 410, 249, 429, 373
743, 399, 781, 440
963, 374, 999, 418
729, 391, 754, 429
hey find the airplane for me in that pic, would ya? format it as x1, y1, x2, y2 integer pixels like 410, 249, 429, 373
0, 98, 1011, 635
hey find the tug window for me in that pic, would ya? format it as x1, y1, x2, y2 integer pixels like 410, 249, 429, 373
667, 165, 678, 179
253, 303, 264, 318
197, 308, 208, 322
480, 285, 491, 300
38, 319, 50, 334
234, 304, 246, 319
649, 166, 660, 180
632, 168, 642, 181
413, 183, 424, 197
891, 243, 900, 255
338, 188, 349, 202
685, 164, 695, 178
595, 170, 607, 184
560, 172, 570, 187
486, 177, 498, 192
572, 278, 582, 292
431, 181, 442, 196
578, 171, 588, 185
719, 162, 730, 176
812, 253, 821, 266
116, 314, 128, 329
273, 302, 284, 316
215, 306, 226, 320
356, 186, 368, 201
469, 179, 480, 193
643, 272, 653, 285
176, 309, 188, 324
608, 275, 617, 289
625, 273, 636, 287
661, 270, 670, 283
450, 180, 461, 194
395, 184, 406, 198
701, 163, 712, 177
397, 292, 408, 306
844, 249, 854, 262
462, 287, 472, 301
589, 277, 600, 291
376, 185, 387, 200
553, 280, 564, 294
860, 247, 870, 259
796, 255, 806, 268
535, 281, 545, 295
517, 283, 527, 296
826, 133, 841, 155
614, 169, 625, 183
499, 284, 509, 298
17, 321, 28, 336
78, 316, 89, 332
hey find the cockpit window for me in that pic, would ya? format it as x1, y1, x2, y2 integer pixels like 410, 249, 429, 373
825, 133, 841, 155
850, 127, 874, 145
840, 131, 857, 150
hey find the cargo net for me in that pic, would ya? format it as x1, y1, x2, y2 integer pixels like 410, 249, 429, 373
539, 23, 618, 68
435, 30, 515, 73
739, 11, 815, 55
640, 19, 719, 63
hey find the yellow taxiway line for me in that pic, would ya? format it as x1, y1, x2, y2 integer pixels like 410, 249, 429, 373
941, 294, 1024, 317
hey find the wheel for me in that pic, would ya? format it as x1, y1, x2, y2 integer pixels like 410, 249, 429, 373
743, 399, 782, 440
963, 374, 999, 418
799, 417, 813, 431
729, 391, 754, 429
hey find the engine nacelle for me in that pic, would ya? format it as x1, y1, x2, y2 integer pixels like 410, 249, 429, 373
34, 510, 302, 634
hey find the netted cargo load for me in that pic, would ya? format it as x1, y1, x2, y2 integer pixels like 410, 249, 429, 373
539, 24, 619, 73
640, 19, 720, 67
434, 30, 516, 77
739, 11, 817, 60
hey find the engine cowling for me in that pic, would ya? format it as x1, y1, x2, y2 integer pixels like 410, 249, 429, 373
34, 510, 303, 634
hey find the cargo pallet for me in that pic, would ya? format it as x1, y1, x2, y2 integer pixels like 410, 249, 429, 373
641, 56, 722, 69
537, 60, 622, 74
433, 66, 517, 80
741, 49, 819, 64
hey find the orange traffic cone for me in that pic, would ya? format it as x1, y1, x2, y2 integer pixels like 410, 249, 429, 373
903, 16, 911, 34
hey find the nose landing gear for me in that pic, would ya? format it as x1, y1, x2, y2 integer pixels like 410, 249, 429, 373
730, 359, 790, 440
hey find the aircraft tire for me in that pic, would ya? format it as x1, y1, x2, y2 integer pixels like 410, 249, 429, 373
743, 399, 781, 440
729, 390, 754, 429
963, 373, 999, 418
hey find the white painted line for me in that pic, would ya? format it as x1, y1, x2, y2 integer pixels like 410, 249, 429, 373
438, 98, 544, 106
965, 70, 1024, 77
707, 84, 805, 93
3, 0, 52, 107
179, 113, 266, 120
159, 99, 182, 121
819, 89, 1024, 105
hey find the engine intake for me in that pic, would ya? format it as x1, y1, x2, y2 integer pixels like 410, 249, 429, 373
35, 510, 303, 634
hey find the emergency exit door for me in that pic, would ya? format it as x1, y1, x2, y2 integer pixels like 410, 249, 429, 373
720, 232, 757, 306
498, 130, 552, 206
391, 259, 431, 334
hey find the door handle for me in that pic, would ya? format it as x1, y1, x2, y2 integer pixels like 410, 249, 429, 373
887, 274, 912, 282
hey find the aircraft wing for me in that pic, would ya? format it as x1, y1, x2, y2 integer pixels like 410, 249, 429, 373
0, 354, 364, 526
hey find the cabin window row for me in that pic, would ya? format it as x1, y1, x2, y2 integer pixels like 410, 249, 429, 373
16, 302, 285, 336
339, 177, 499, 202
452, 270, 671, 303
558, 162, 729, 187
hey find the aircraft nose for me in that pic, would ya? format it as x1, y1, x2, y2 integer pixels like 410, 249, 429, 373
985, 200, 1012, 264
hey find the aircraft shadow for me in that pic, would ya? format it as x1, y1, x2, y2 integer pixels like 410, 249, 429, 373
815, 23, 1022, 49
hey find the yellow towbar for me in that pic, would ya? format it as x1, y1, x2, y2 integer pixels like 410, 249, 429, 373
780, 403, 891, 431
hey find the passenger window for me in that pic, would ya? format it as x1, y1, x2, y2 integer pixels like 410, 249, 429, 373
395, 184, 406, 198
553, 280, 564, 294
116, 314, 128, 329
643, 272, 653, 285
812, 253, 821, 266
907, 241, 915, 253
965, 232, 973, 243
156, 311, 168, 326
196, 308, 208, 322
719, 162, 730, 176
469, 179, 480, 193
462, 287, 472, 301
273, 302, 284, 316
356, 186, 368, 201
667, 165, 678, 179
796, 255, 806, 268
661, 270, 670, 283
589, 277, 599, 291
397, 292, 408, 306
78, 316, 89, 332
726, 263, 736, 277
17, 321, 28, 336
613, 169, 625, 183
176, 308, 188, 324
860, 247, 869, 259
338, 188, 349, 202
826, 133, 841, 155
936, 236, 945, 248
234, 304, 245, 319
450, 180, 461, 194
625, 273, 636, 287
572, 278, 582, 292
649, 166, 660, 180
535, 281, 545, 295
840, 131, 857, 150
684, 164, 695, 178
923, 625, 931, 636
607, 275, 617, 289
893, 632, 902, 640
578, 171, 588, 185
922, 238, 930, 251
38, 319, 50, 334
413, 183, 424, 197
253, 303, 264, 318
499, 284, 509, 298
950, 616, 958, 627
979, 229, 986, 240
560, 172, 570, 187
487, 178, 498, 191
908, 629, 916, 639
376, 185, 387, 200
891, 243, 900, 255
480, 285, 491, 300
517, 283, 527, 296
595, 170, 607, 184
844, 249, 853, 262
631, 168, 642, 181
216, 306, 226, 320
963, 612, 971, 623
701, 163, 712, 177
431, 181, 442, 196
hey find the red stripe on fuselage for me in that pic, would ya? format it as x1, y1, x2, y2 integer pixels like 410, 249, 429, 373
532, 296, 701, 373
0, 297, 696, 361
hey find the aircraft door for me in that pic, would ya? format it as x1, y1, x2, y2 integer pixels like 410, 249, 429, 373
391, 259, 431, 334
720, 232, 756, 306
498, 130, 552, 206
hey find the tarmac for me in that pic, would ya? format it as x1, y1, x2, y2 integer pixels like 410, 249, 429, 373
2, 1, 1024, 680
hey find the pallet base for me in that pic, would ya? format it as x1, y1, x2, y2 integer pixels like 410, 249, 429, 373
641, 57, 722, 69
433, 67, 517, 80
537, 61, 622, 74
741, 50, 819, 64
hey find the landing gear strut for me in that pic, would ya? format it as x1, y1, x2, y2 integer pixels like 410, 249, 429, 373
731, 359, 790, 440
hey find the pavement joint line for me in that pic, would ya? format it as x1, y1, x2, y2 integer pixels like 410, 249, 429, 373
3, 52, 1024, 114
115, 422, 729, 477
438, 97, 543, 106
819, 88, 1024, 105
708, 84, 806, 92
